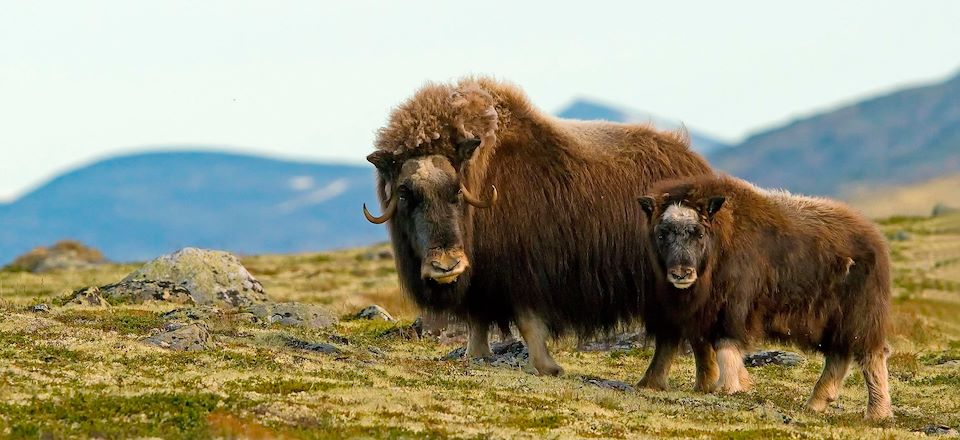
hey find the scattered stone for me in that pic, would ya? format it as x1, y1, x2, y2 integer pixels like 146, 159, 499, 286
932, 203, 959, 218
360, 248, 394, 261
744, 350, 805, 367
328, 334, 350, 345
142, 323, 210, 351
6, 240, 106, 273
355, 305, 395, 322
29, 304, 50, 313
890, 230, 912, 242
578, 329, 647, 352
937, 359, 960, 368
443, 340, 530, 369
283, 336, 341, 355
918, 424, 958, 436
582, 375, 636, 392
246, 302, 337, 329
377, 323, 421, 341
66, 286, 111, 308
753, 402, 792, 424
99, 248, 267, 307
162, 305, 225, 323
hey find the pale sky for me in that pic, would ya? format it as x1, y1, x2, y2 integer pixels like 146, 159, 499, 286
2, 1, 959, 201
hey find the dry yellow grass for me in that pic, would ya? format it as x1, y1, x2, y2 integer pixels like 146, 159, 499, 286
0, 215, 959, 438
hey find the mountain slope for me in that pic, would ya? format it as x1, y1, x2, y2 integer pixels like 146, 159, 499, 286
0, 151, 382, 264
709, 72, 960, 195
556, 99, 729, 154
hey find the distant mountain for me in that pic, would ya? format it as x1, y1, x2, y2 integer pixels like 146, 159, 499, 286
709, 71, 960, 196
0, 151, 383, 264
556, 99, 729, 154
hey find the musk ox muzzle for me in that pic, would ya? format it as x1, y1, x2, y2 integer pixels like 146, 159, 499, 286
421, 248, 469, 284
668, 265, 698, 289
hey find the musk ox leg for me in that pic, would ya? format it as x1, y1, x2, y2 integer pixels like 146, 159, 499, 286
860, 347, 893, 421
693, 340, 720, 393
465, 318, 493, 359
637, 334, 680, 391
806, 352, 852, 412
516, 312, 563, 376
715, 339, 751, 394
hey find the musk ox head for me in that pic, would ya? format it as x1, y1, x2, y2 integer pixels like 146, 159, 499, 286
639, 193, 725, 290
362, 80, 501, 304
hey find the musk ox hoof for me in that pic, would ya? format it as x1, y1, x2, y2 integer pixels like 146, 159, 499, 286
534, 362, 563, 377
636, 377, 670, 391
863, 407, 894, 422
694, 381, 718, 394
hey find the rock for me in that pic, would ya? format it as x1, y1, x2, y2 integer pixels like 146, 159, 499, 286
890, 230, 912, 241
744, 350, 805, 367
578, 329, 647, 352
932, 203, 959, 217
5, 240, 107, 273
142, 323, 210, 351
918, 424, 958, 436
162, 305, 226, 323
753, 402, 792, 424
443, 340, 529, 369
284, 336, 341, 355
355, 305, 395, 322
245, 302, 337, 329
30, 304, 50, 313
582, 375, 636, 392
99, 248, 267, 307
360, 248, 394, 261
66, 286, 111, 308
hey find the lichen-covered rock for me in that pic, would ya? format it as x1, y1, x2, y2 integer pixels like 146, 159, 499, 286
162, 305, 226, 323
355, 305, 395, 322
66, 286, 111, 308
245, 302, 337, 329
6, 240, 106, 273
443, 340, 529, 369
582, 376, 636, 393
283, 336, 341, 355
142, 323, 210, 351
744, 350, 805, 367
100, 248, 267, 307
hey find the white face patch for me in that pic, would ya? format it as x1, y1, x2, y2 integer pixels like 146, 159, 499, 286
403, 155, 455, 185
661, 204, 699, 224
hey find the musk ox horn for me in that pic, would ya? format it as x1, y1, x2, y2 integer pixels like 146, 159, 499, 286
460, 183, 498, 209
363, 191, 398, 224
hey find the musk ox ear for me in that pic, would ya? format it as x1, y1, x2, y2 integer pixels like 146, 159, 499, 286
638, 196, 656, 217
456, 138, 482, 163
366, 150, 396, 173
706, 196, 726, 216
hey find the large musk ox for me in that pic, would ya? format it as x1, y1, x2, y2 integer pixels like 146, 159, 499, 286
638, 174, 893, 420
363, 77, 712, 383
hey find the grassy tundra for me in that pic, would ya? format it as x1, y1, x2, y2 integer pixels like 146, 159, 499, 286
0, 214, 958, 439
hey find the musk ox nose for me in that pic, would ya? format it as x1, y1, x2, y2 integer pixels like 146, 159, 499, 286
422, 249, 469, 284
668, 266, 697, 288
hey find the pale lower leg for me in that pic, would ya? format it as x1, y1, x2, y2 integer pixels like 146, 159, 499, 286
638, 335, 680, 391
464, 319, 492, 358
516, 312, 562, 376
806, 352, 852, 412
715, 339, 749, 394
861, 349, 893, 420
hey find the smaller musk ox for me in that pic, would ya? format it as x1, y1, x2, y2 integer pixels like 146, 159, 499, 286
638, 174, 893, 420
364, 77, 715, 382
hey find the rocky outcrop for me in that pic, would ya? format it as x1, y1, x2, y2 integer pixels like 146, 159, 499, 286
6, 240, 106, 273
98, 248, 267, 307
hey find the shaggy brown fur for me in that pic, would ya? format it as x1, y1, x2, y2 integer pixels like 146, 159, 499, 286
639, 174, 893, 420
368, 77, 712, 382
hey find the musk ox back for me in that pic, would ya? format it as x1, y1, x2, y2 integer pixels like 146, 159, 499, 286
638, 174, 893, 420
364, 77, 714, 379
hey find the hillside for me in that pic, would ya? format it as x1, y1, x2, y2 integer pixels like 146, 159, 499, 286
557, 99, 729, 154
0, 151, 383, 264
709, 71, 960, 195
847, 173, 960, 219
1, 214, 958, 438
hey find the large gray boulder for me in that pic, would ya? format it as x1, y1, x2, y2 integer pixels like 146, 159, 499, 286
100, 248, 267, 307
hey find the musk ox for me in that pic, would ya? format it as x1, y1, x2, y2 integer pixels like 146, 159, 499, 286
363, 77, 713, 383
638, 174, 893, 420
